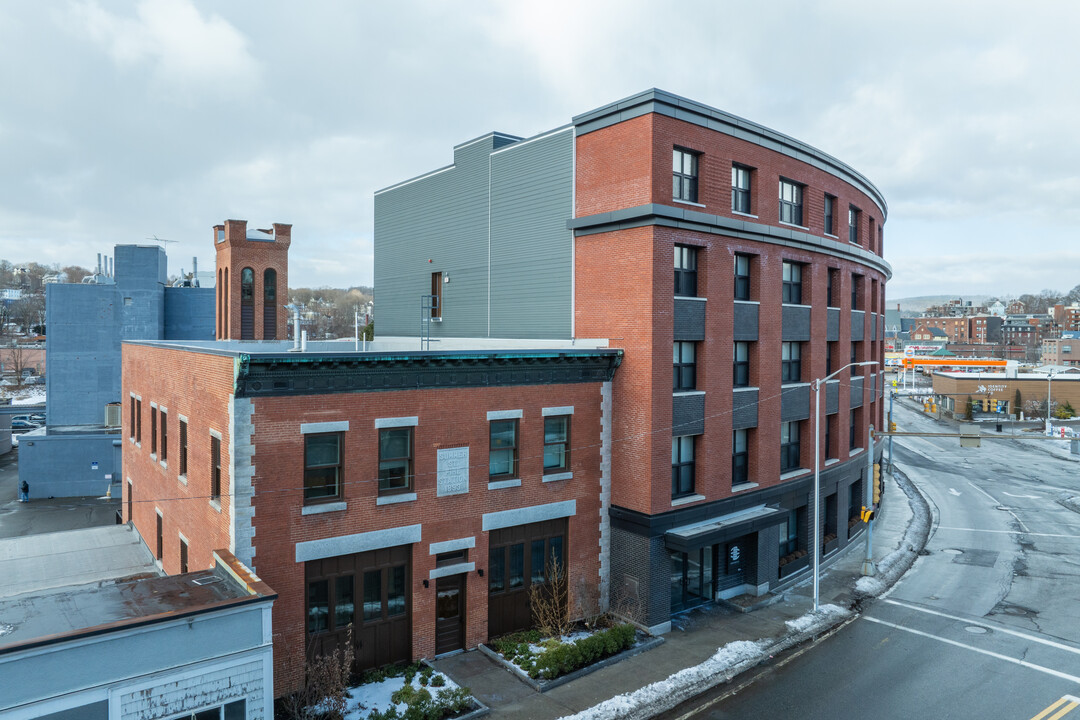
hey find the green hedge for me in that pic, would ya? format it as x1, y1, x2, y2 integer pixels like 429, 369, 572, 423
531, 623, 637, 680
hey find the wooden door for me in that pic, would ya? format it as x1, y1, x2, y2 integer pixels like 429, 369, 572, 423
435, 574, 465, 655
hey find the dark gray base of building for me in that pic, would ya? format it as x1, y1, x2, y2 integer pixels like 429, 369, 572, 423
17, 428, 123, 498
610, 447, 881, 633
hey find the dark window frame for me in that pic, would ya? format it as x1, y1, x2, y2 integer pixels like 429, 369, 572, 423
129, 396, 135, 441
210, 434, 222, 502
781, 421, 801, 472
155, 511, 163, 560
431, 272, 442, 318
672, 435, 696, 499
734, 341, 750, 387
674, 245, 699, 297
378, 427, 414, 495
489, 419, 519, 479
150, 405, 158, 456
824, 194, 837, 235
135, 398, 142, 444
849, 205, 861, 244
782, 261, 803, 304
781, 341, 802, 384
179, 419, 188, 476
673, 147, 700, 203
731, 163, 752, 214
304, 432, 342, 502
732, 428, 749, 486
673, 341, 697, 392
734, 254, 751, 301
543, 415, 571, 473
160, 408, 168, 462
779, 178, 804, 226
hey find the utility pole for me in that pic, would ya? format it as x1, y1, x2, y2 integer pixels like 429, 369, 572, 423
863, 426, 877, 577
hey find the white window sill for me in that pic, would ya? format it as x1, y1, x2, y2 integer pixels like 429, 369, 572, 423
732, 210, 758, 219
429, 317, 443, 323
673, 390, 705, 397
780, 468, 810, 480
488, 478, 521, 490
824, 232, 839, 239
674, 198, 706, 208
150, 453, 156, 462
782, 303, 812, 309
377, 492, 417, 506
303, 501, 347, 515
779, 221, 810, 231
825, 458, 840, 466
674, 295, 707, 301
671, 493, 706, 507
733, 386, 759, 392
429, 562, 475, 580
732, 482, 759, 493
781, 382, 811, 388
178, 474, 188, 486
209, 499, 221, 513
542, 472, 573, 483
159, 460, 167, 470
850, 447, 865, 457
734, 299, 760, 305
849, 241, 863, 247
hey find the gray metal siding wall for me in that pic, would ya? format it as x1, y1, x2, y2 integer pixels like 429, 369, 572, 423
851, 310, 865, 341
375, 130, 574, 339
673, 299, 706, 340
489, 129, 574, 338
732, 390, 759, 429
374, 141, 494, 338
18, 433, 119, 498
781, 384, 811, 422
826, 380, 840, 415
163, 287, 215, 340
46, 284, 122, 426
850, 376, 865, 408
672, 393, 705, 435
827, 308, 840, 342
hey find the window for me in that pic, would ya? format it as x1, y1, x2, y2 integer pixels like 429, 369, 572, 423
127, 480, 133, 523
852, 274, 862, 310
136, 399, 142, 444
824, 194, 836, 235
210, 435, 222, 501
734, 342, 750, 387
826, 341, 835, 376
673, 148, 699, 203
308, 579, 329, 632
150, 406, 157, 455
781, 421, 801, 472
168, 701, 246, 720
732, 429, 749, 486
378, 427, 413, 494
489, 420, 518, 478
827, 268, 839, 307
431, 272, 442, 319
850, 410, 857, 449
263, 268, 277, 339
779, 179, 804, 226
869, 217, 876, 251
672, 435, 696, 498
304, 433, 341, 501
129, 397, 135, 440
160, 409, 168, 462
674, 245, 698, 297
240, 267, 254, 340
179, 419, 188, 476
779, 509, 798, 557
734, 254, 751, 301
782, 261, 802, 304
155, 512, 163, 560
782, 342, 802, 383
849, 206, 860, 244
825, 415, 835, 460
673, 341, 697, 391
544, 416, 570, 472
436, 549, 468, 567
732, 164, 752, 213
180, 538, 188, 574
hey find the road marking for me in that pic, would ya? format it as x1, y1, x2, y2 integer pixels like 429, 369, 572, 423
936, 526, 1080, 539
1003, 491, 1042, 499
880, 599, 1080, 657
863, 617, 1080, 684
969, 481, 1000, 503
1031, 696, 1080, 720
949, 488, 962, 496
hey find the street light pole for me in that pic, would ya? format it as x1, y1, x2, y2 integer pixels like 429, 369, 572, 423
812, 359, 879, 612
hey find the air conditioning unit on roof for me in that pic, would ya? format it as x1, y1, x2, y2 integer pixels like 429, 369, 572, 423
105, 403, 122, 427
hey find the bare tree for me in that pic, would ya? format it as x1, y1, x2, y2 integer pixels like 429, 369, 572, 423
2, 345, 27, 385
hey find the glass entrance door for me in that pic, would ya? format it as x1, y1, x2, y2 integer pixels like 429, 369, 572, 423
670, 545, 716, 613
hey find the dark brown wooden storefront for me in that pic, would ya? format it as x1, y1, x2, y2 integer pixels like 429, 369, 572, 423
487, 518, 567, 639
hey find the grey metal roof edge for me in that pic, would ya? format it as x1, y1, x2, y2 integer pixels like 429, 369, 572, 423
571, 89, 887, 219
453, 130, 524, 151
373, 162, 455, 196
568, 204, 892, 279
122, 340, 243, 357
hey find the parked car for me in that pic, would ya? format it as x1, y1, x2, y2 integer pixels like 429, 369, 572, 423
28, 413, 45, 423
11, 415, 41, 427
11, 419, 37, 430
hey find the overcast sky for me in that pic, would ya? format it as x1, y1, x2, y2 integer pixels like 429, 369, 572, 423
1, 1, 1077, 300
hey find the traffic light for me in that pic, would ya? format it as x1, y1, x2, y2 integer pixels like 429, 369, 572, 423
860, 506, 875, 522
982, 399, 989, 412
991, 399, 998, 412
873, 463, 882, 504
890, 421, 897, 432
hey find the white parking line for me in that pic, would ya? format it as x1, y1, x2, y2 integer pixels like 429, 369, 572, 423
935, 526, 1080, 539
880, 599, 1080, 657
863, 617, 1080, 684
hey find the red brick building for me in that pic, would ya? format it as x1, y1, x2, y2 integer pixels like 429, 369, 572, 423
124, 222, 621, 696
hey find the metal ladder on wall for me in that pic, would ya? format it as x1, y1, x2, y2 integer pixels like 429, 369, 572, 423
420, 294, 439, 351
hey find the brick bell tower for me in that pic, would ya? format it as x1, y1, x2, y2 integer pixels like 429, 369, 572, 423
214, 219, 291, 341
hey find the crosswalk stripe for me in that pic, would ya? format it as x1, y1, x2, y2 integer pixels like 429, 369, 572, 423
1045, 699, 1078, 720
1031, 697, 1070, 720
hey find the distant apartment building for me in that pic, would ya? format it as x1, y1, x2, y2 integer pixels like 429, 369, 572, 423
1003, 314, 1057, 361
1051, 304, 1080, 332
919, 316, 969, 343
1042, 332, 1080, 366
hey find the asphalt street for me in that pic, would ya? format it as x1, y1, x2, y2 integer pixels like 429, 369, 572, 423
685, 393, 1080, 720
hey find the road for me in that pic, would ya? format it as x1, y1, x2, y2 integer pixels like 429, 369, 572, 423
676, 394, 1080, 720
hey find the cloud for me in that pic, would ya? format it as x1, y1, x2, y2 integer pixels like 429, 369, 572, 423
64, 0, 259, 97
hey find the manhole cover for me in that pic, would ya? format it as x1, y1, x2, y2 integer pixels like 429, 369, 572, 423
942, 548, 964, 555
965, 626, 989, 634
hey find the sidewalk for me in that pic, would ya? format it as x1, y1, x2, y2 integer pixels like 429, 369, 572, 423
432, 472, 922, 720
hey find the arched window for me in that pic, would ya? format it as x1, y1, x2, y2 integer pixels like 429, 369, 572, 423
223, 268, 229, 337
217, 268, 223, 338
263, 268, 277, 339
240, 267, 254, 339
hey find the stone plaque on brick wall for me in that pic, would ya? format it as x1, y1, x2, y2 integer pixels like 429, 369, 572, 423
437, 446, 470, 497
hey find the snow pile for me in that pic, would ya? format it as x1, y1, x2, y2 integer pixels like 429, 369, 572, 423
339, 671, 463, 720
557, 605, 851, 720
855, 467, 931, 597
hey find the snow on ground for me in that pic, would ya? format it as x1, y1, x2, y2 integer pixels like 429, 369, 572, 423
3, 385, 45, 405
341, 671, 462, 720
855, 468, 932, 596
557, 605, 850, 720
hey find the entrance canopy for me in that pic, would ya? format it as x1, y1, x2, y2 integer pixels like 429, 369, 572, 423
664, 504, 786, 554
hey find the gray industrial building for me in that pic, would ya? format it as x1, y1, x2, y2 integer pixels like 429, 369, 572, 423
18, 245, 214, 497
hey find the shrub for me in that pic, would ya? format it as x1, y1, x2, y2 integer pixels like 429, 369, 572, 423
530, 623, 638, 680
430, 674, 446, 688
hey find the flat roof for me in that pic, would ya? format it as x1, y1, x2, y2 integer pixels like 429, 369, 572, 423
124, 336, 612, 356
